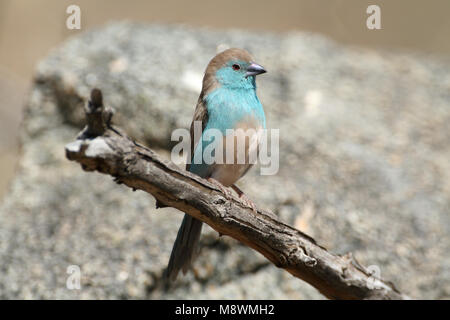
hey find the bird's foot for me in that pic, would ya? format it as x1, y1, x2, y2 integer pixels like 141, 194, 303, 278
207, 178, 234, 200
231, 184, 257, 212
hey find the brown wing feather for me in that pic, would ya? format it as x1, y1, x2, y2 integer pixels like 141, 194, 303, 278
186, 97, 208, 171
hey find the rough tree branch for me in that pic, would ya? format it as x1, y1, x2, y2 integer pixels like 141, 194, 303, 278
65, 89, 408, 300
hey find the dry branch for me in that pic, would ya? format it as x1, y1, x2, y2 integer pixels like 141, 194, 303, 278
65, 89, 409, 300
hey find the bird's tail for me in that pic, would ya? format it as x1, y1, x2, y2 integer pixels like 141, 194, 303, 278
165, 214, 203, 281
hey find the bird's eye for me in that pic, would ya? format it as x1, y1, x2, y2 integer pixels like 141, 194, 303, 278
232, 64, 241, 71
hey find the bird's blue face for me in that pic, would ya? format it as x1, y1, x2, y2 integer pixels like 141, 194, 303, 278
215, 59, 266, 90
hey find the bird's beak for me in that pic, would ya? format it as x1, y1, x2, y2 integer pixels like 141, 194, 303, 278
246, 62, 267, 77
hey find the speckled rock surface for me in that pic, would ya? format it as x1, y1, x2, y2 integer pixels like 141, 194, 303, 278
0, 22, 448, 299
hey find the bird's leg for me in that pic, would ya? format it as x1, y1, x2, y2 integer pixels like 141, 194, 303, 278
231, 184, 257, 212
207, 178, 234, 200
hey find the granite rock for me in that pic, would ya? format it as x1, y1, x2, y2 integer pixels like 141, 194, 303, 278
0, 22, 449, 299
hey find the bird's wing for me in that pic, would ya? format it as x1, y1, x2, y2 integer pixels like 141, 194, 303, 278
186, 98, 208, 171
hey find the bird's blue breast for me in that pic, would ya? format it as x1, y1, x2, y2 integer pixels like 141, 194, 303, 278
190, 86, 266, 176
204, 87, 266, 132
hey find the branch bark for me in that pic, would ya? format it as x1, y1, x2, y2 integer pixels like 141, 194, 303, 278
65, 89, 409, 300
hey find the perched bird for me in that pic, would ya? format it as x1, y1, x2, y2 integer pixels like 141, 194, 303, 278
165, 48, 267, 281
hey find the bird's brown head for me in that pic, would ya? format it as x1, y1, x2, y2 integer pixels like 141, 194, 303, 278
201, 48, 266, 94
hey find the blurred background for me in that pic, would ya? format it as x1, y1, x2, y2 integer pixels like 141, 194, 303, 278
0, 0, 449, 299
1, 0, 450, 198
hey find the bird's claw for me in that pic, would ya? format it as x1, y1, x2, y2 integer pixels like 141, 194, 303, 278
207, 178, 234, 200
231, 184, 257, 212
239, 193, 257, 212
